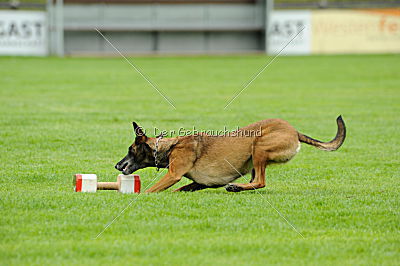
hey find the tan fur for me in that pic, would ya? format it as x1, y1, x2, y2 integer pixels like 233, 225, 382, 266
144, 116, 346, 193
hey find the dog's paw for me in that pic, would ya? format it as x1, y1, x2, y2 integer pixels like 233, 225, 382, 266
225, 184, 243, 192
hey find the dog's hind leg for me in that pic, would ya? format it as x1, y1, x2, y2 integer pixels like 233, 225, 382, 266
249, 168, 255, 183
226, 154, 267, 192
173, 182, 208, 192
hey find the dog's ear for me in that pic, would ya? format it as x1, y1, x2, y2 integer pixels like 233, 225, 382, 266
132, 122, 147, 143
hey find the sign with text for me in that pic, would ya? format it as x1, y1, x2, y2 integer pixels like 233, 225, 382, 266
267, 11, 312, 55
0, 11, 47, 56
312, 9, 400, 54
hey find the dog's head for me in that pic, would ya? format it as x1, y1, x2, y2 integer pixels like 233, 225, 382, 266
115, 122, 155, 175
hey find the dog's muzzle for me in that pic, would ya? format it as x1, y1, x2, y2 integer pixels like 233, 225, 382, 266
115, 161, 137, 175
115, 161, 128, 171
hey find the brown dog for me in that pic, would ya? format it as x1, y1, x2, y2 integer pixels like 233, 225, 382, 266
115, 116, 346, 193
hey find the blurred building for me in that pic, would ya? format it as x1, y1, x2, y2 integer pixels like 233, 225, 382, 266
0, 0, 399, 56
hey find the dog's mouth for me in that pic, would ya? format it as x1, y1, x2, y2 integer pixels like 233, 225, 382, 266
115, 161, 133, 175
122, 166, 134, 175
120, 163, 131, 175
121, 163, 136, 175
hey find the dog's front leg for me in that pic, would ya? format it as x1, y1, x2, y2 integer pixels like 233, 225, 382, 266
146, 157, 194, 193
145, 172, 182, 193
146, 146, 196, 193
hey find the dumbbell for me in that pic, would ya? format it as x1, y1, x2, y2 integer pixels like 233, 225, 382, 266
74, 174, 140, 194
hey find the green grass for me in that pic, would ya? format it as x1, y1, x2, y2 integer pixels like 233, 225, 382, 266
0, 54, 399, 265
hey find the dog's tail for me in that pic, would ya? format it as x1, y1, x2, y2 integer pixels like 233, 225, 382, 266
298, 116, 346, 151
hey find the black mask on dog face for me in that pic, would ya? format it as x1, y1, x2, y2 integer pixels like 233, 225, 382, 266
115, 122, 155, 175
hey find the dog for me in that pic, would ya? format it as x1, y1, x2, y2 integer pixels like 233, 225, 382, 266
115, 116, 346, 193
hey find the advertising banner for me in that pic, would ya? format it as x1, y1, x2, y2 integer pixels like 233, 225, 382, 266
0, 11, 47, 56
312, 9, 400, 54
267, 11, 312, 55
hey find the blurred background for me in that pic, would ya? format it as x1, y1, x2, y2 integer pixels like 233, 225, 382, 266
0, 0, 399, 56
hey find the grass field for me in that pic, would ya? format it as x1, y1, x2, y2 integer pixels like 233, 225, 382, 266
0, 54, 399, 265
